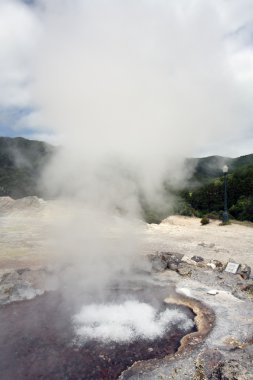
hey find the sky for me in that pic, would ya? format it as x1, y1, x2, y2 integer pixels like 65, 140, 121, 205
0, 0, 253, 158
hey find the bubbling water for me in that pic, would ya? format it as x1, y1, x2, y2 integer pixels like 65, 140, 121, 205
73, 300, 194, 343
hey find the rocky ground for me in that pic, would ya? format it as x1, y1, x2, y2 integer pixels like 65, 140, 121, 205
0, 198, 253, 379
120, 253, 253, 379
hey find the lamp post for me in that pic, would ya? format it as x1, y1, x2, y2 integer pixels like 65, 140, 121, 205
222, 165, 229, 223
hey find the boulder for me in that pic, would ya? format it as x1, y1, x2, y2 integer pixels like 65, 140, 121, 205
161, 252, 183, 270
194, 349, 253, 380
194, 349, 223, 380
238, 264, 251, 280
149, 252, 184, 272
0, 269, 45, 305
150, 256, 167, 272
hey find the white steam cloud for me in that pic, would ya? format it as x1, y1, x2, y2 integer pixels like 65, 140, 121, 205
1, 0, 253, 294
31, 0, 252, 166
22, 0, 253, 208
73, 301, 194, 343
1, 0, 253, 156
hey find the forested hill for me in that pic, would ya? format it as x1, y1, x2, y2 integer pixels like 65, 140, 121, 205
181, 155, 253, 222
0, 137, 55, 198
0, 136, 252, 221
186, 154, 253, 184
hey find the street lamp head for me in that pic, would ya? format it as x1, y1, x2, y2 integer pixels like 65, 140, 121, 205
222, 165, 228, 174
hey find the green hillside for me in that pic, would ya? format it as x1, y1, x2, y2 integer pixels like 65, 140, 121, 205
143, 154, 253, 223
0, 137, 54, 198
186, 154, 253, 185
181, 163, 253, 222
0, 136, 252, 222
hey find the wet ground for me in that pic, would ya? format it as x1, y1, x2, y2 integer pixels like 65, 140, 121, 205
0, 285, 196, 380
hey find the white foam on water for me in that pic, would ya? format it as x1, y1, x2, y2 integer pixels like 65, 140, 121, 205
73, 300, 194, 343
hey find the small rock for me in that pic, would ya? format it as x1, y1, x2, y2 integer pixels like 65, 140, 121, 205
194, 349, 223, 380
177, 264, 192, 276
169, 263, 178, 271
198, 242, 215, 248
238, 264, 251, 280
16, 268, 31, 276
207, 263, 216, 270
191, 255, 204, 263
161, 252, 183, 270
213, 260, 224, 270
240, 284, 253, 297
160, 251, 184, 260
207, 260, 224, 272
207, 289, 219, 295
182, 255, 196, 265
150, 256, 167, 272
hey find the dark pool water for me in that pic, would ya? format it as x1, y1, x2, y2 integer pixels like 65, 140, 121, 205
0, 286, 196, 380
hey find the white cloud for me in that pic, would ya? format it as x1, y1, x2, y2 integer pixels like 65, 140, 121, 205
0, 0, 40, 107
0, 0, 253, 159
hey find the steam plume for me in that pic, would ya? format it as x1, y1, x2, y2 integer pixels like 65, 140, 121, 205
1, 0, 253, 295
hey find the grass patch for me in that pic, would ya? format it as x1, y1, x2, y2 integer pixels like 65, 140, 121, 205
219, 221, 232, 226
231, 220, 253, 228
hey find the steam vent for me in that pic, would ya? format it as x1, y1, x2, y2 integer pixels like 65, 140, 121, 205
0, 275, 204, 380
0, 199, 253, 379
1, 0, 253, 378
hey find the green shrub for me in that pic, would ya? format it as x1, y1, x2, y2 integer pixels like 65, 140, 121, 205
173, 200, 194, 217
193, 209, 205, 218
143, 210, 163, 224
205, 211, 220, 220
219, 220, 231, 226
229, 196, 253, 222
200, 216, 210, 225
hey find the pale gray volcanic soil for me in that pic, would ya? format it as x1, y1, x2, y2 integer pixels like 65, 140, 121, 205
0, 197, 253, 379
142, 215, 253, 268
0, 196, 53, 271
0, 198, 252, 271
